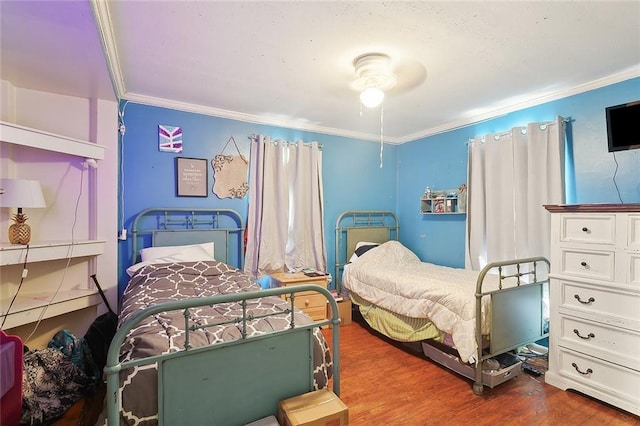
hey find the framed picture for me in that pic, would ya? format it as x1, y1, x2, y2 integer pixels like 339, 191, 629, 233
176, 157, 208, 197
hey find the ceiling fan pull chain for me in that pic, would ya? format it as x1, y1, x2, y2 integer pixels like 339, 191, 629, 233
379, 102, 384, 168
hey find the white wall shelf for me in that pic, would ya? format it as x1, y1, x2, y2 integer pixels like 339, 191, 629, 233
420, 186, 466, 214
0, 121, 105, 160
1, 119, 106, 333
0, 290, 101, 329
0, 240, 106, 266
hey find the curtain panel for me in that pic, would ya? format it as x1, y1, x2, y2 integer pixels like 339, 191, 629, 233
244, 135, 326, 279
465, 116, 566, 270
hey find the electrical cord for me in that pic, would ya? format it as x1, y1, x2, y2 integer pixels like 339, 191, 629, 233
517, 348, 549, 375
1, 244, 30, 330
612, 152, 624, 204
119, 100, 129, 236
24, 162, 85, 344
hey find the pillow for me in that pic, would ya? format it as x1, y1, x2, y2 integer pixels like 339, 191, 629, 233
127, 245, 215, 277
348, 241, 380, 263
140, 242, 215, 262
354, 243, 380, 257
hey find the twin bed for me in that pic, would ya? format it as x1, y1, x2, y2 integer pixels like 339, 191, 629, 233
335, 210, 549, 394
103, 207, 548, 423
102, 208, 340, 425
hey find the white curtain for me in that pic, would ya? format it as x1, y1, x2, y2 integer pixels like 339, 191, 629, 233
244, 134, 326, 279
465, 117, 565, 270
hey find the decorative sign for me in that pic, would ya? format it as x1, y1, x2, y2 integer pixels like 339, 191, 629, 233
159, 125, 183, 153
176, 157, 207, 197
211, 136, 249, 199
212, 154, 249, 199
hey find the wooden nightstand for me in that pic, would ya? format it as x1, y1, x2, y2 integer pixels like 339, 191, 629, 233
270, 272, 328, 321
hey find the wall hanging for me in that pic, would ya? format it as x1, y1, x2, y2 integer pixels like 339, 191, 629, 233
212, 136, 249, 199
176, 157, 208, 197
158, 125, 183, 153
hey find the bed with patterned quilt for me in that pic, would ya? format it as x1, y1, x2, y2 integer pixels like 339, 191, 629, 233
100, 208, 339, 425
335, 210, 549, 395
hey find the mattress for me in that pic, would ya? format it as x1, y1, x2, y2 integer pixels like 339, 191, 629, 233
343, 240, 502, 363
103, 260, 332, 425
349, 292, 444, 342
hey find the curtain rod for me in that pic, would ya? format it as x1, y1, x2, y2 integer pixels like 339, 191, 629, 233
249, 134, 323, 148
466, 117, 570, 144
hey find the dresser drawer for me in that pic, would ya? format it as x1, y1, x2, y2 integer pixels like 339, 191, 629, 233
628, 214, 640, 251
560, 214, 616, 245
627, 253, 640, 286
299, 305, 327, 321
558, 315, 640, 370
555, 348, 640, 405
560, 248, 615, 281
284, 292, 326, 312
559, 281, 640, 324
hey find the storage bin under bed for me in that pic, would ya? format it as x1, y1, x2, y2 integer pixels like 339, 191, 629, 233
421, 340, 522, 388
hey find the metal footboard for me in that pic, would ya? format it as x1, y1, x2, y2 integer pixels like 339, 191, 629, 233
105, 285, 340, 425
473, 256, 550, 395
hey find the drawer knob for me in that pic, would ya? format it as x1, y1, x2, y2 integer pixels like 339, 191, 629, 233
573, 329, 595, 340
574, 294, 595, 305
571, 362, 593, 376
580, 261, 588, 268
581, 227, 589, 233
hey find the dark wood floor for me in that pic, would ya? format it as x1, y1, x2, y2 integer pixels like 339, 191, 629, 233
55, 315, 639, 425
321, 318, 640, 426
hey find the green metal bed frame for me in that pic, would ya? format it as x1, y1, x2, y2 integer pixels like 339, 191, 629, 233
105, 285, 340, 425
335, 209, 549, 395
131, 207, 245, 268
334, 210, 399, 293
105, 208, 340, 425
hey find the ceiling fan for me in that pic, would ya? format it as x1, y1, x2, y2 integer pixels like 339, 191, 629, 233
349, 52, 427, 108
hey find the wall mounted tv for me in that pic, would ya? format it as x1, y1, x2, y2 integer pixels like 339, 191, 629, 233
606, 100, 640, 152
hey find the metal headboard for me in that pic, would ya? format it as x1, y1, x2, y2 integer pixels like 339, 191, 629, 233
334, 210, 398, 292
131, 208, 245, 269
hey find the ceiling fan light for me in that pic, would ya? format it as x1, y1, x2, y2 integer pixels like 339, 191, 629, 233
360, 87, 385, 108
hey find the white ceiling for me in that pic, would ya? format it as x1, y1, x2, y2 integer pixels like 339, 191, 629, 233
2, 1, 639, 143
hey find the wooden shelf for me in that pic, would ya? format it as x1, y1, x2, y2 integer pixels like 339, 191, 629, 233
0, 240, 106, 266
0, 121, 105, 160
1, 117, 108, 337
0, 289, 101, 329
421, 196, 464, 214
420, 186, 466, 215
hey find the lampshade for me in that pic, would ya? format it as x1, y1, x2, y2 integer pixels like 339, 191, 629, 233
0, 179, 46, 209
1, 178, 46, 244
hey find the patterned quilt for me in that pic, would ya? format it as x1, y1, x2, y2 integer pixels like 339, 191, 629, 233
101, 260, 332, 425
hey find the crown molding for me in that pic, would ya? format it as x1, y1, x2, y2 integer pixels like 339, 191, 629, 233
396, 66, 640, 143
121, 92, 395, 144
93, 1, 638, 146
90, 0, 126, 99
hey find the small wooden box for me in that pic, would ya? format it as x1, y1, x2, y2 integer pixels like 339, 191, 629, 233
327, 299, 352, 326
278, 389, 348, 426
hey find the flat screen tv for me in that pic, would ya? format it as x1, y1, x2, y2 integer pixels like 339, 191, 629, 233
606, 100, 640, 152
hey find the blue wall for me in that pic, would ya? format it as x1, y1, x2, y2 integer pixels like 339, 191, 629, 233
117, 102, 397, 295
396, 77, 640, 268
118, 77, 639, 295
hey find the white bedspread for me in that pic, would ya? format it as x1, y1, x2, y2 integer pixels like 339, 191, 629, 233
343, 240, 501, 363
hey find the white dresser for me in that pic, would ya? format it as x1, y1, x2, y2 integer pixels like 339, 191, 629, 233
545, 204, 640, 416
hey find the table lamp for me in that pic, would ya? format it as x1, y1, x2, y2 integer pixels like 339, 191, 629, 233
0, 178, 46, 244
